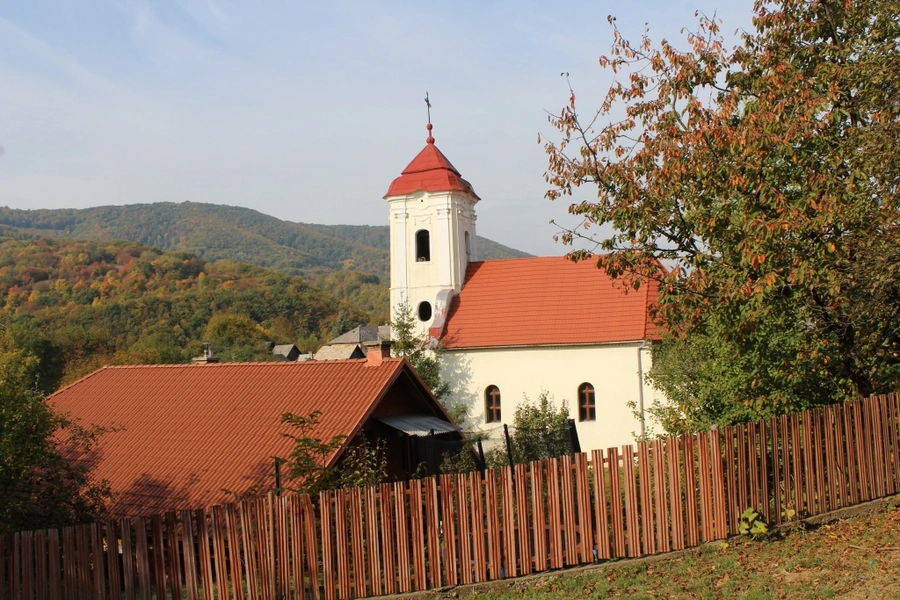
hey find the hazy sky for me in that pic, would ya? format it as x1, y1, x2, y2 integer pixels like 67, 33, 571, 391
0, 0, 754, 256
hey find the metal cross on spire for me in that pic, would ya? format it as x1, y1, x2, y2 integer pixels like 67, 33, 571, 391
424, 92, 432, 124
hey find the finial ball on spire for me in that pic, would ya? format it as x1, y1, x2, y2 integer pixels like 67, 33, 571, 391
426, 123, 434, 144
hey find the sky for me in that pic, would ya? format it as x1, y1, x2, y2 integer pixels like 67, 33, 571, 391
0, 0, 755, 257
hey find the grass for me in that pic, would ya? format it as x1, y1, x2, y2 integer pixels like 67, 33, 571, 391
465, 503, 900, 600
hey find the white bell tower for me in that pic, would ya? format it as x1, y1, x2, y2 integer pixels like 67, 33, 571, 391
384, 122, 479, 340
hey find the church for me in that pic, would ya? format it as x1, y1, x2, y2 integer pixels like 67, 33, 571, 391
383, 122, 663, 452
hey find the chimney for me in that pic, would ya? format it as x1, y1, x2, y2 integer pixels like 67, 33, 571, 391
192, 342, 220, 364
363, 340, 392, 367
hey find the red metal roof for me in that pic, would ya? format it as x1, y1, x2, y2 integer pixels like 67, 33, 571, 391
49, 359, 417, 517
384, 124, 479, 198
440, 257, 660, 349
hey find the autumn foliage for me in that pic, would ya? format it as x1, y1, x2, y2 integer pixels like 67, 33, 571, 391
544, 0, 900, 429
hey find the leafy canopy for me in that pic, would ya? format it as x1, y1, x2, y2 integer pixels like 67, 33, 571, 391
0, 335, 111, 533
544, 0, 900, 426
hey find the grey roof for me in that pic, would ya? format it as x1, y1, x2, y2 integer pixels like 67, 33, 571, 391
272, 344, 300, 361
312, 344, 365, 361
373, 415, 460, 437
328, 325, 392, 345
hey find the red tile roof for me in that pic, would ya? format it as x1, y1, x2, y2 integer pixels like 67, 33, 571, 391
440, 257, 660, 349
49, 359, 418, 517
384, 124, 479, 198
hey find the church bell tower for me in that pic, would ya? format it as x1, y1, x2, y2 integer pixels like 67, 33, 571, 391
384, 122, 479, 340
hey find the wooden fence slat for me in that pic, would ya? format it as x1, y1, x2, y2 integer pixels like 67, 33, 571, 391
802, 411, 818, 515
770, 417, 783, 524
36, 530, 48, 600
696, 433, 714, 542
349, 488, 366, 597
319, 492, 336, 600
211, 506, 228, 600
483, 470, 502, 580
90, 523, 106, 600
300, 495, 321, 600
814, 409, 828, 515
165, 511, 183, 600
877, 396, 893, 495
650, 441, 669, 553
790, 413, 804, 516
455, 474, 473, 584
62, 526, 77, 600
364, 485, 383, 595
873, 397, 888, 498
424, 477, 442, 588
286, 497, 306, 600
439, 474, 458, 586
560, 458, 579, 565
637, 443, 655, 556
150, 515, 168, 600
394, 482, 413, 592
856, 401, 873, 502
591, 449, 611, 560
823, 407, 839, 512
197, 509, 216, 600
665, 437, 685, 551
736, 425, 748, 518
530, 461, 547, 572
133, 518, 152, 600
241, 501, 262, 600
500, 466, 517, 578
181, 511, 200, 600
334, 490, 354, 600
682, 437, 699, 548
225, 503, 247, 600
120, 518, 135, 600
23, 531, 34, 600
77, 525, 93, 600
546, 458, 564, 568
276, 497, 291, 600
514, 465, 532, 575
409, 479, 428, 590
748, 423, 761, 516
48, 528, 61, 600
607, 448, 626, 557
622, 447, 641, 557
759, 420, 771, 523
889, 394, 900, 492
469, 473, 487, 582
712, 428, 728, 539
724, 427, 738, 535
574, 453, 593, 563
379, 484, 397, 594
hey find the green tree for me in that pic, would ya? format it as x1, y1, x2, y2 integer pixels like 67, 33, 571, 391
0, 342, 111, 533
544, 0, 900, 430
489, 392, 571, 466
390, 300, 452, 403
278, 411, 386, 495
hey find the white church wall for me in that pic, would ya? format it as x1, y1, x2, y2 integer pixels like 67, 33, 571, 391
441, 342, 659, 452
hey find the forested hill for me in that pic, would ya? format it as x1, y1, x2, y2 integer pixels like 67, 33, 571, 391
0, 203, 530, 282
0, 237, 367, 391
0, 203, 530, 322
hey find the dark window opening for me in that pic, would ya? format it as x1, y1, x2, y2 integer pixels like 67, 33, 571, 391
417, 301, 432, 322
485, 385, 501, 423
465, 231, 471, 263
416, 229, 431, 262
578, 382, 596, 422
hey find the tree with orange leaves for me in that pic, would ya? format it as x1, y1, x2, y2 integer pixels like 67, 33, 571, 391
544, 0, 900, 430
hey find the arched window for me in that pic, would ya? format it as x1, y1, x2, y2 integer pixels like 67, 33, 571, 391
485, 385, 501, 423
415, 229, 431, 262
578, 383, 596, 422
464, 231, 471, 263
417, 301, 432, 322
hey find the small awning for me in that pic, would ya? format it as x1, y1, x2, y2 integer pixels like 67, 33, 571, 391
374, 415, 460, 437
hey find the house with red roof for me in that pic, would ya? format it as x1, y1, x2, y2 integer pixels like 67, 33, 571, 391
382, 123, 662, 451
49, 351, 461, 517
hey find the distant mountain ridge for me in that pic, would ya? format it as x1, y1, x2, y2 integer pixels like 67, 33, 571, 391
0, 203, 530, 283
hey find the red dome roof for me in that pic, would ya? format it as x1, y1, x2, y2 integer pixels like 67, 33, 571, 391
384, 124, 479, 198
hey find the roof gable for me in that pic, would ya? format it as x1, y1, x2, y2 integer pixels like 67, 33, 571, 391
49, 359, 431, 516
440, 257, 660, 349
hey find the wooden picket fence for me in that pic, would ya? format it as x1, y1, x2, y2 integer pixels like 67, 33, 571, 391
3, 393, 900, 599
